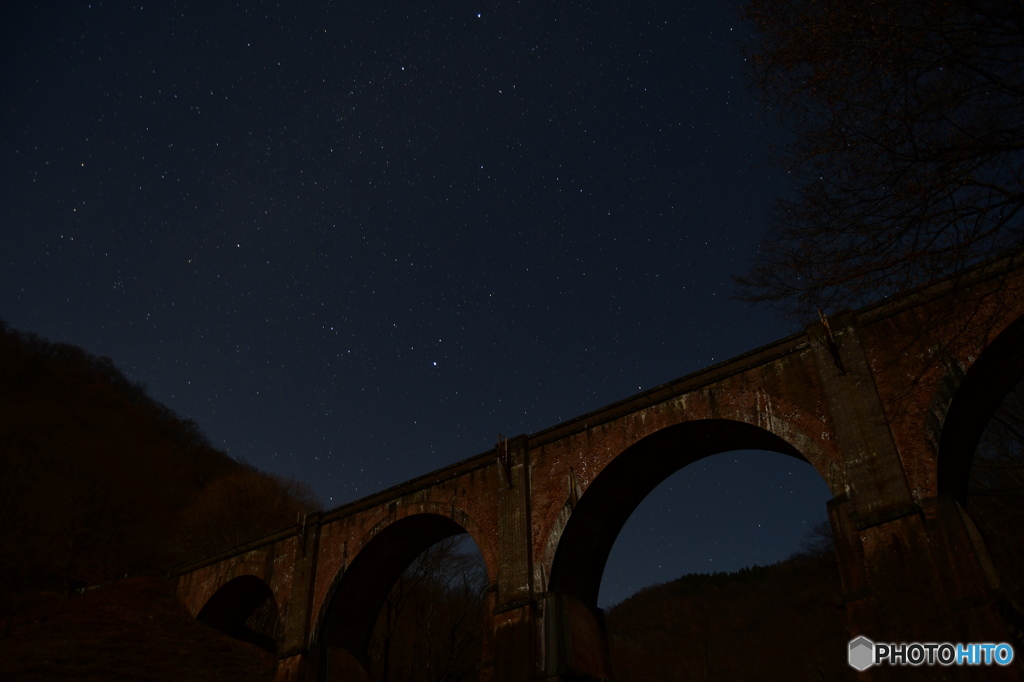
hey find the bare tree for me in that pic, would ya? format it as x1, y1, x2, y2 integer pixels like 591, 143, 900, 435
797, 520, 835, 559
368, 536, 487, 682
173, 467, 320, 563
736, 0, 1024, 317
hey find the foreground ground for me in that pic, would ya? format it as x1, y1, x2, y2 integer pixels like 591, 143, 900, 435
0, 577, 275, 682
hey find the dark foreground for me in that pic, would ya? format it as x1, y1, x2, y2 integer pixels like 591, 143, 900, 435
0, 577, 275, 682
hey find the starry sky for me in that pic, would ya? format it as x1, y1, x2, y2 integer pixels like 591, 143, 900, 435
1, 1, 832, 608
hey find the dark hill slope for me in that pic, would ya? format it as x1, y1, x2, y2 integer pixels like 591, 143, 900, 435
0, 321, 241, 590
0, 577, 275, 682
606, 553, 856, 681
0, 321, 318, 679
0, 320, 319, 592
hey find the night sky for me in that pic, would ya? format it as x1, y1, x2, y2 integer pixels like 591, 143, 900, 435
2, 1, 832, 607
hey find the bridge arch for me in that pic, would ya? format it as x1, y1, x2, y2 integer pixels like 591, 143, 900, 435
314, 508, 491, 680
936, 311, 1024, 501
196, 574, 280, 654
547, 417, 823, 607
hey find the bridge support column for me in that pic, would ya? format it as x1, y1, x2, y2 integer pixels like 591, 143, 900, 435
493, 436, 538, 682
814, 315, 1020, 679
918, 496, 1012, 641
274, 651, 307, 682
494, 602, 536, 682
479, 586, 498, 682
279, 516, 320, 682
539, 593, 613, 682
830, 496, 1020, 680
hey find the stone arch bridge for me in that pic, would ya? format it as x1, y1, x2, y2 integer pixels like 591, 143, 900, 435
175, 255, 1024, 681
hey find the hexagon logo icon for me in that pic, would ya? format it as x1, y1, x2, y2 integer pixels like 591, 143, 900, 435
849, 636, 875, 671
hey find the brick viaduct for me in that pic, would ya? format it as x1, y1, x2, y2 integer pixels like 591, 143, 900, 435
175, 255, 1024, 681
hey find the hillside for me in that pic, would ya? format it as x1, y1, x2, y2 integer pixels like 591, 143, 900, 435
606, 552, 856, 681
0, 321, 318, 677
0, 320, 320, 587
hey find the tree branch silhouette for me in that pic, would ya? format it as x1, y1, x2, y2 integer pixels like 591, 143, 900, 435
737, 0, 1024, 317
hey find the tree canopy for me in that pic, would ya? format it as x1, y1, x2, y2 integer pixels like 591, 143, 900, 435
738, 0, 1024, 316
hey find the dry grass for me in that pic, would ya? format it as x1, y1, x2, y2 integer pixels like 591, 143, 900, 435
0, 577, 276, 682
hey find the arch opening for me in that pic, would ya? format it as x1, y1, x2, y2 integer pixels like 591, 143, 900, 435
935, 311, 1024, 628
546, 419, 842, 680
938, 312, 1024, 501
599, 449, 833, 608
549, 418, 814, 607
366, 534, 487, 682
316, 513, 487, 682
196, 575, 280, 654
